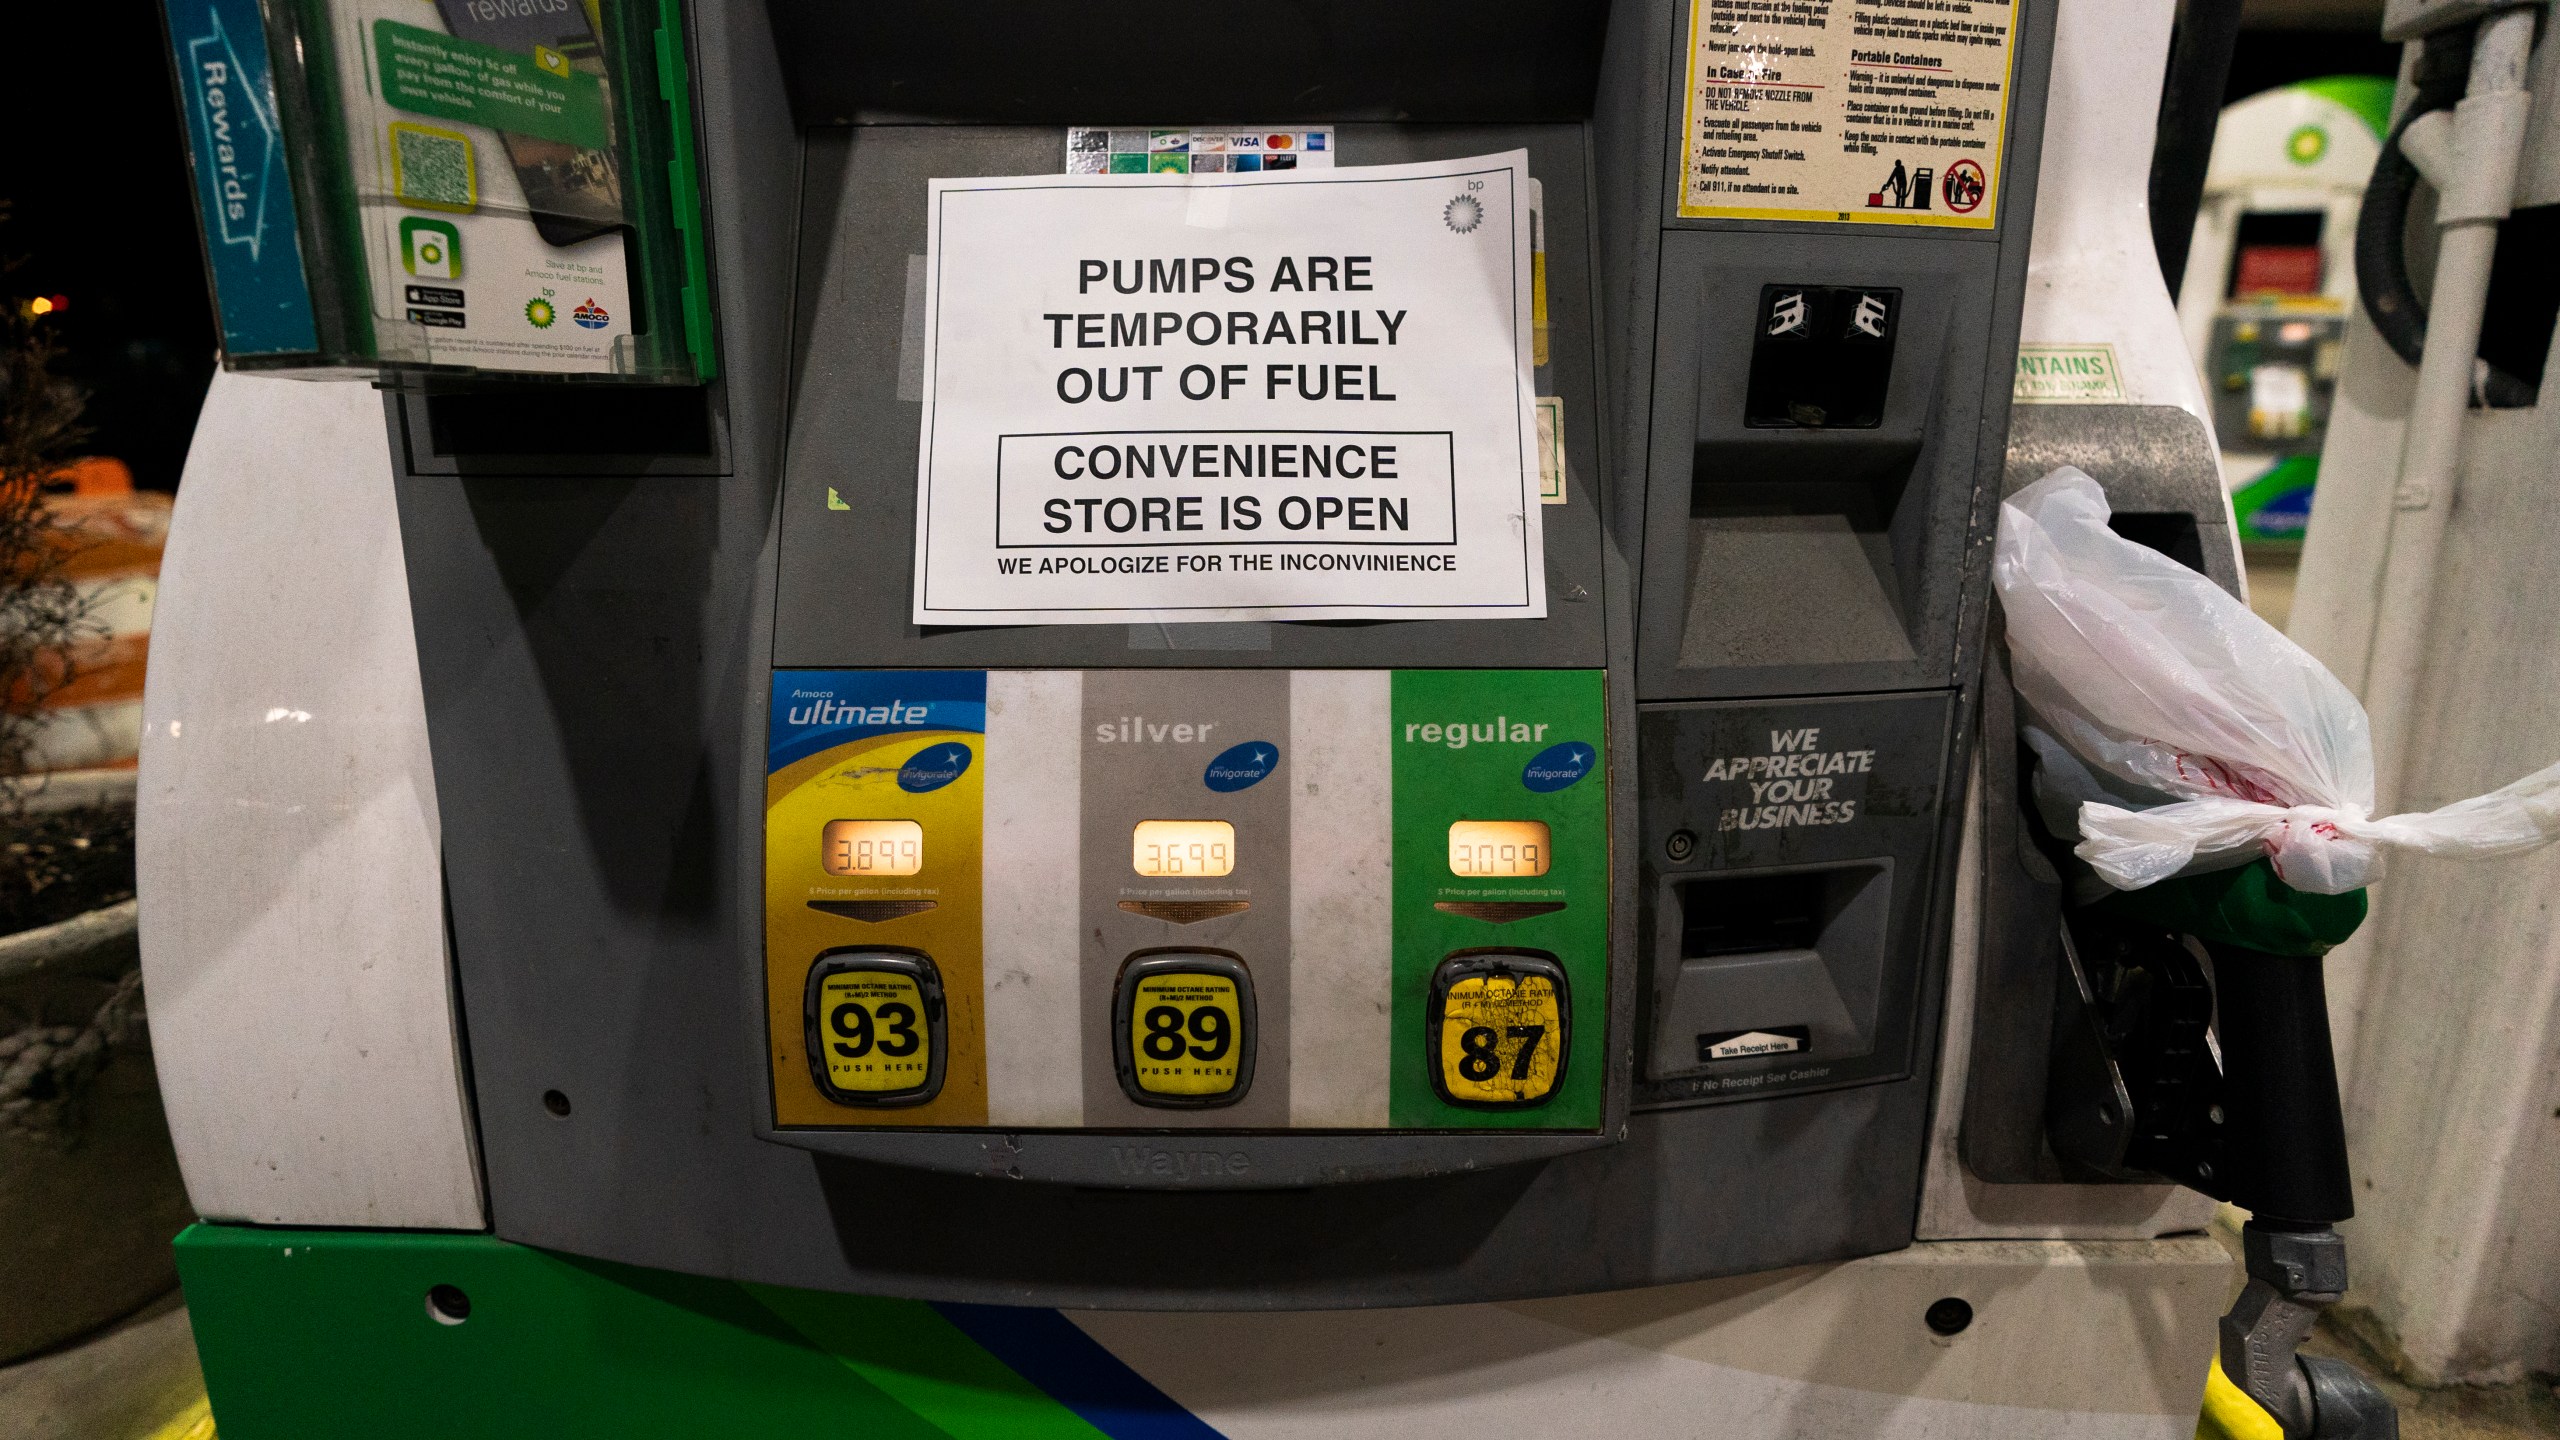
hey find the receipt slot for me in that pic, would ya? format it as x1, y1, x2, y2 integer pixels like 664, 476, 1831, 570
362, 0, 2054, 1308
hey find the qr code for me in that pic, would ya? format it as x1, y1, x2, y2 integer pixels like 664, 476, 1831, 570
391, 123, 475, 211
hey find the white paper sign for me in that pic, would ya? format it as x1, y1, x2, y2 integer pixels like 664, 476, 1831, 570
910, 152, 1545, 624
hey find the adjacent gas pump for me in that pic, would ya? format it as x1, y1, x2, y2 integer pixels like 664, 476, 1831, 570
2173, 77, 2392, 544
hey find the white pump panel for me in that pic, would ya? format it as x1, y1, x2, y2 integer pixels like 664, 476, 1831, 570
138, 370, 483, 1230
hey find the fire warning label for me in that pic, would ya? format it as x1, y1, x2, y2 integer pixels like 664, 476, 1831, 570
1677, 0, 2021, 228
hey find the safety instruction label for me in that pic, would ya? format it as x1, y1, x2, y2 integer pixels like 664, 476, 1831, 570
1678, 0, 2021, 227
909, 152, 1545, 624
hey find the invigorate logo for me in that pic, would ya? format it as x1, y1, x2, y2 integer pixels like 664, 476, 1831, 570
1202, 741, 1278, 792
1521, 740, 1597, 793
896, 742, 973, 794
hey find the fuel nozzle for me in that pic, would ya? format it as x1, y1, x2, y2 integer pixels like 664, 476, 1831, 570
2197, 940, 2396, 1440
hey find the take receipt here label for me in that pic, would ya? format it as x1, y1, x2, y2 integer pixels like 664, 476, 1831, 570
909, 153, 1546, 625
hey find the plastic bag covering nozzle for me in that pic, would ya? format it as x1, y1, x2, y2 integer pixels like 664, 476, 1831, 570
1992, 467, 2560, 895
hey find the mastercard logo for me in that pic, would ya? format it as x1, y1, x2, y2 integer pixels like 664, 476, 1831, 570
1267, 133, 1294, 150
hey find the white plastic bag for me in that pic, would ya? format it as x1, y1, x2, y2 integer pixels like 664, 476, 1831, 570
1992, 466, 2560, 894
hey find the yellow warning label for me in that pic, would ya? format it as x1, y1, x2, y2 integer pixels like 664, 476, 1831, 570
816, 971, 933, 1095
1130, 973, 1246, 1098
1436, 972, 1564, 1106
1677, 0, 2021, 228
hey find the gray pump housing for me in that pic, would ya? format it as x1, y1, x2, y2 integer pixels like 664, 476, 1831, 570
385, 0, 2057, 1307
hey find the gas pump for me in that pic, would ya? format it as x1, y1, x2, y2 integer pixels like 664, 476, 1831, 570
128, 0, 2372, 1432
147, 0, 2058, 1301
2173, 77, 2392, 545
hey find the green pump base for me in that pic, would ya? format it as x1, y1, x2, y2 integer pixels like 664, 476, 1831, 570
173, 1224, 1207, 1439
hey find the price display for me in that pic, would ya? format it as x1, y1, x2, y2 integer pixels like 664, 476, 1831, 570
1132, 819, 1236, 877
1448, 819, 1552, 877
823, 819, 923, 876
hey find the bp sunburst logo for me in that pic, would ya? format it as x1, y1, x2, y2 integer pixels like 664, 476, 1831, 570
1444, 193, 1483, 234
525, 297, 557, 329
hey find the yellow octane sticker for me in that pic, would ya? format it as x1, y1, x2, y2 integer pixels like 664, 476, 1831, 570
1130, 973, 1244, 1097
817, 971, 932, 1094
1438, 972, 1564, 1105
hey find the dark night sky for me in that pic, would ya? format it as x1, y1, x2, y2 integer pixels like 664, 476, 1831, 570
2230, 24, 2401, 105
5, 0, 217, 492
0, 4, 2400, 499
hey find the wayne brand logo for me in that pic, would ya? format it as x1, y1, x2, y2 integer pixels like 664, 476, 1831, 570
1110, 1145, 1249, 1180
185, 6, 283, 257
1203, 741, 1278, 792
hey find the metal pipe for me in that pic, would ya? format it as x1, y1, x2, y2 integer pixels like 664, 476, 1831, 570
2361, 7, 2538, 813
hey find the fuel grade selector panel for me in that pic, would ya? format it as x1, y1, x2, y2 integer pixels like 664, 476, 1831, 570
760, 667, 1608, 1137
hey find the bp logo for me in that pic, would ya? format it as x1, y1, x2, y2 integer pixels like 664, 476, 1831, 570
399, 218, 460, 279
524, 298, 557, 329
1444, 193, 1483, 233
2287, 124, 2329, 165
897, 743, 973, 793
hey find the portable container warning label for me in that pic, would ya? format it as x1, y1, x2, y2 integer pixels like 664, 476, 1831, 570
1678, 0, 2022, 228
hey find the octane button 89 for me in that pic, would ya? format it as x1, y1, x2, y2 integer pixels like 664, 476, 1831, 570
1113, 952, 1257, 1108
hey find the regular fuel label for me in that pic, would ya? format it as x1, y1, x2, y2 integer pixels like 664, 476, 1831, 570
1678, 0, 2020, 227
909, 153, 1545, 624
